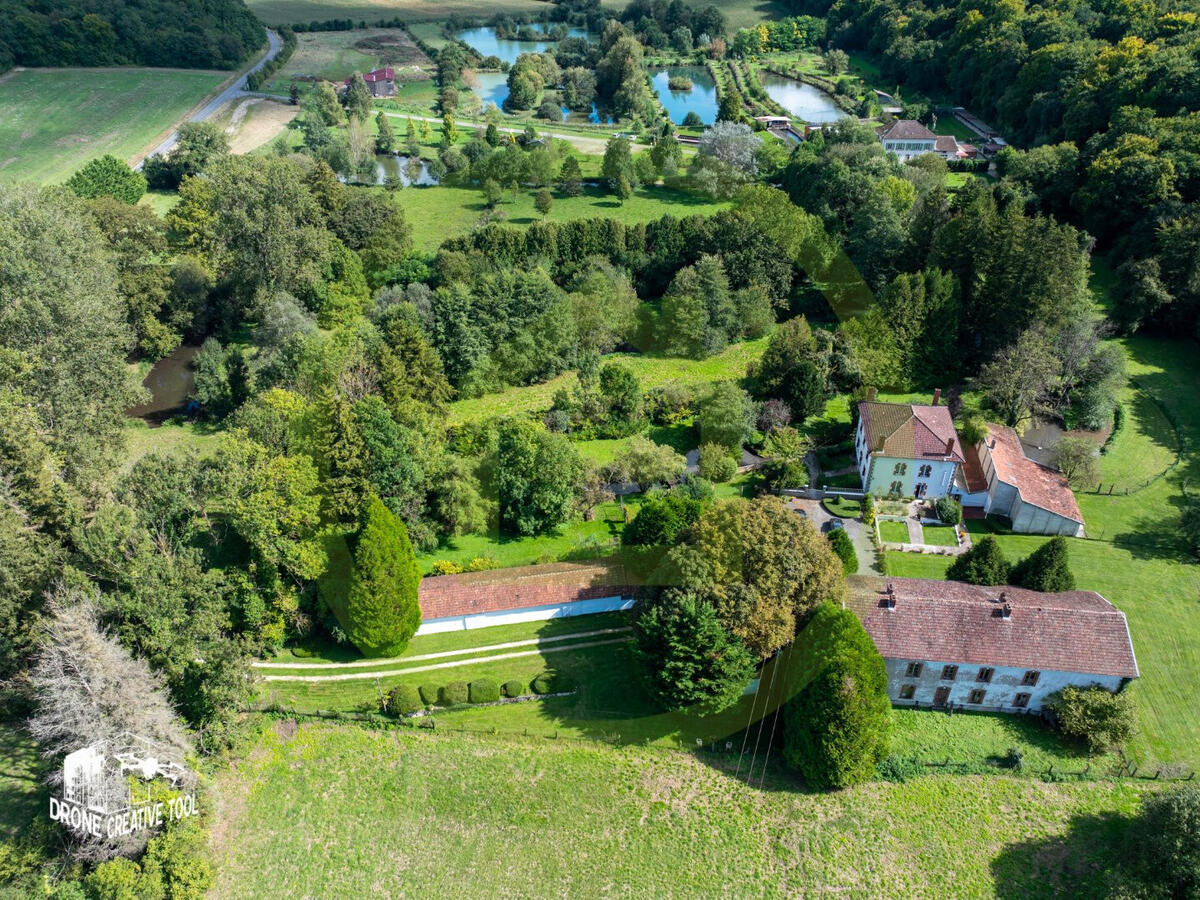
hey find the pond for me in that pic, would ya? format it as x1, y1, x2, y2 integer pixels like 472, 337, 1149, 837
351, 155, 440, 187
760, 73, 844, 124
456, 26, 589, 67
126, 344, 199, 422
467, 71, 613, 123
650, 66, 718, 125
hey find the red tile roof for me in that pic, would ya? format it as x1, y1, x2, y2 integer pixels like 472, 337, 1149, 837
345, 68, 394, 85
959, 442, 990, 494
934, 135, 959, 153
418, 559, 636, 621
986, 425, 1083, 523
846, 576, 1138, 679
880, 119, 937, 141
859, 401, 965, 463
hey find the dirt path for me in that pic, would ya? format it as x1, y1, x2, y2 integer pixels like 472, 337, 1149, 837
254, 626, 631, 670
258, 635, 632, 683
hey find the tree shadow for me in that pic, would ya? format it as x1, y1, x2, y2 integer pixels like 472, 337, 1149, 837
990, 811, 1133, 899
0, 725, 48, 841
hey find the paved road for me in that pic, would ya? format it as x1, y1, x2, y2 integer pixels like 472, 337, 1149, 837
138, 29, 283, 165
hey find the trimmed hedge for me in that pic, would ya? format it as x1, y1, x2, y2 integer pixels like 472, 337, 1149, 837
530, 670, 574, 694
387, 683, 423, 716
418, 684, 440, 706
439, 681, 469, 706
468, 678, 501, 703
502, 679, 525, 698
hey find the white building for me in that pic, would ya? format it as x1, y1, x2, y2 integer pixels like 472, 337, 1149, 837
855, 396, 964, 500
847, 576, 1138, 712
878, 119, 978, 161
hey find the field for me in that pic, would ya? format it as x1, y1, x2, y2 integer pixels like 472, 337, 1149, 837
209, 720, 1154, 898
393, 182, 730, 251
0, 68, 229, 184
262, 27, 429, 94
209, 97, 299, 154
248, 0, 553, 26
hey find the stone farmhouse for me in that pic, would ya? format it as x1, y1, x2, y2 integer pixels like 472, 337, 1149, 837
854, 396, 1085, 536
344, 67, 395, 97
846, 576, 1139, 712
877, 119, 977, 162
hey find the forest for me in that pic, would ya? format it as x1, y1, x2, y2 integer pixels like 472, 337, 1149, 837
0, 0, 265, 72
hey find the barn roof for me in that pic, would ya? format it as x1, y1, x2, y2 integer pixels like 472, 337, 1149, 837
418, 559, 635, 620
986, 424, 1083, 523
845, 576, 1138, 679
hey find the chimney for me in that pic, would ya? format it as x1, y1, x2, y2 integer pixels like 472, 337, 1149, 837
884, 583, 896, 610
866, 387, 877, 402
932, 388, 941, 406
1001, 602, 1013, 620
946, 437, 955, 455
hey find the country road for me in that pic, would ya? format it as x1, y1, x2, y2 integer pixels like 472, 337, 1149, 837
137, 28, 283, 165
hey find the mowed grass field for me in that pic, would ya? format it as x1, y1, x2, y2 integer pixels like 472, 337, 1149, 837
209, 721, 1154, 898
0, 68, 229, 184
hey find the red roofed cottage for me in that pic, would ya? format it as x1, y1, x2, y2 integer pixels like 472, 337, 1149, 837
847, 576, 1138, 712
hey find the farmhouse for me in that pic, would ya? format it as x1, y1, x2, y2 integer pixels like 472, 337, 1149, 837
416, 559, 636, 634
855, 395, 965, 500
846, 576, 1138, 712
345, 67, 395, 97
855, 397, 1085, 535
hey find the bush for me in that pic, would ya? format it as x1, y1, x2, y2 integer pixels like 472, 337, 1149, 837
465, 556, 499, 572
1126, 785, 1200, 899
439, 681, 469, 706
1010, 536, 1075, 592
419, 683, 440, 705
877, 755, 925, 783
502, 679, 525, 698
934, 496, 962, 525
1046, 685, 1136, 752
862, 492, 876, 527
65, 154, 147, 203
387, 683, 423, 715
698, 442, 738, 482
827, 528, 858, 574
946, 536, 1010, 585
431, 560, 464, 575
468, 678, 501, 703
530, 670, 574, 694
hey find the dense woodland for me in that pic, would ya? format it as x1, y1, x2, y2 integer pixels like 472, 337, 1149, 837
0, 0, 265, 72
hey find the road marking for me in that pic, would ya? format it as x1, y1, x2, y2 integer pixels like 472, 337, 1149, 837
254, 626, 632, 669
259, 636, 632, 682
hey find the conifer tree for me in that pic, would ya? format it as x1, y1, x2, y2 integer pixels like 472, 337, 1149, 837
344, 496, 421, 657
375, 110, 395, 153
1011, 536, 1075, 592
558, 155, 583, 197
946, 535, 1011, 585
317, 390, 369, 522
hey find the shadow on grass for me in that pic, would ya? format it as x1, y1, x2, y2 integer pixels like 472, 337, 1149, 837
0, 725, 47, 840
990, 812, 1133, 899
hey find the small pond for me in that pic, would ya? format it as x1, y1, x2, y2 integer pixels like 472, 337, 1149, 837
650, 66, 718, 125
126, 344, 199, 422
351, 155, 440, 187
456, 26, 589, 66
760, 73, 844, 124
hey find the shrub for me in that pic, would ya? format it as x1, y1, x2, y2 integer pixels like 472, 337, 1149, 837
465, 556, 499, 572
698, 442, 738, 482
946, 536, 1010, 585
344, 497, 421, 657
861, 492, 876, 527
431, 560, 464, 575
530, 670, 574, 694
468, 678, 501, 703
934, 496, 962, 525
65, 154, 147, 203
439, 681, 469, 706
1010, 536, 1075, 592
387, 683, 423, 715
877, 755, 925, 783
502, 679, 525, 698
1126, 785, 1200, 899
1046, 685, 1136, 752
827, 528, 858, 574
419, 683, 440, 705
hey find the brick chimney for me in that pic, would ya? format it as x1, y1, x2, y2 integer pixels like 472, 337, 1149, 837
946, 437, 955, 455
932, 388, 941, 406
867, 387, 877, 401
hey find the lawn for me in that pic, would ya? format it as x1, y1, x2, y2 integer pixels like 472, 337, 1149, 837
0, 68, 229, 184
878, 520, 910, 544
209, 720, 1154, 898
446, 337, 769, 425
261, 28, 429, 94
392, 182, 730, 251
248, 0, 558, 26
0, 725, 43, 842
933, 115, 978, 141
921, 524, 960, 547
822, 495, 861, 518
122, 419, 224, 470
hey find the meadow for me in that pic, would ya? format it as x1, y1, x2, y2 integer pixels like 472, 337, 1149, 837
260, 27, 430, 94
208, 720, 1153, 898
0, 68, 228, 184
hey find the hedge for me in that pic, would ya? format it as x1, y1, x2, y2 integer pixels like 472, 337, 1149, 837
468, 678, 501, 703
502, 680, 525, 698
418, 683, 440, 706
530, 671, 574, 694
387, 683, 423, 716
439, 681, 469, 706
245, 27, 297, 92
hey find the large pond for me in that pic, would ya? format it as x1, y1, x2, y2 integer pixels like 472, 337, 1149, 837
468, 71, 612, 123
456, 26, 589, 66
761, 73, 844, 124
650, 66, 718, 125
126, 344, 199, 422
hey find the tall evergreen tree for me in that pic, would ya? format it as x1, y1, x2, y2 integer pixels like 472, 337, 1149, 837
375, 111, 395, 153
946, 536, 1011, 585
558, 155, 584, 197
344, 496, 421, 657
343, 73, 373, 120
317, 390, 369, 522
1010, 537, 1075, 592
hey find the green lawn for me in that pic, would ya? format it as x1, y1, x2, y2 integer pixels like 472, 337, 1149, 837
933, 115, 978, 141
878, 520, 910, 543
210, 720, 1155, 898
0, 726, 43, 841
446, 337, 769, 425
921, 524, 960, 547
122, 419, 224, 470
0, 68, 229, 184
392, 182, 730, 251
823, 496, 861, 518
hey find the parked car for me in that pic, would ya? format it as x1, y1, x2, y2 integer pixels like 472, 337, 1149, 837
824, 518, 844, 533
